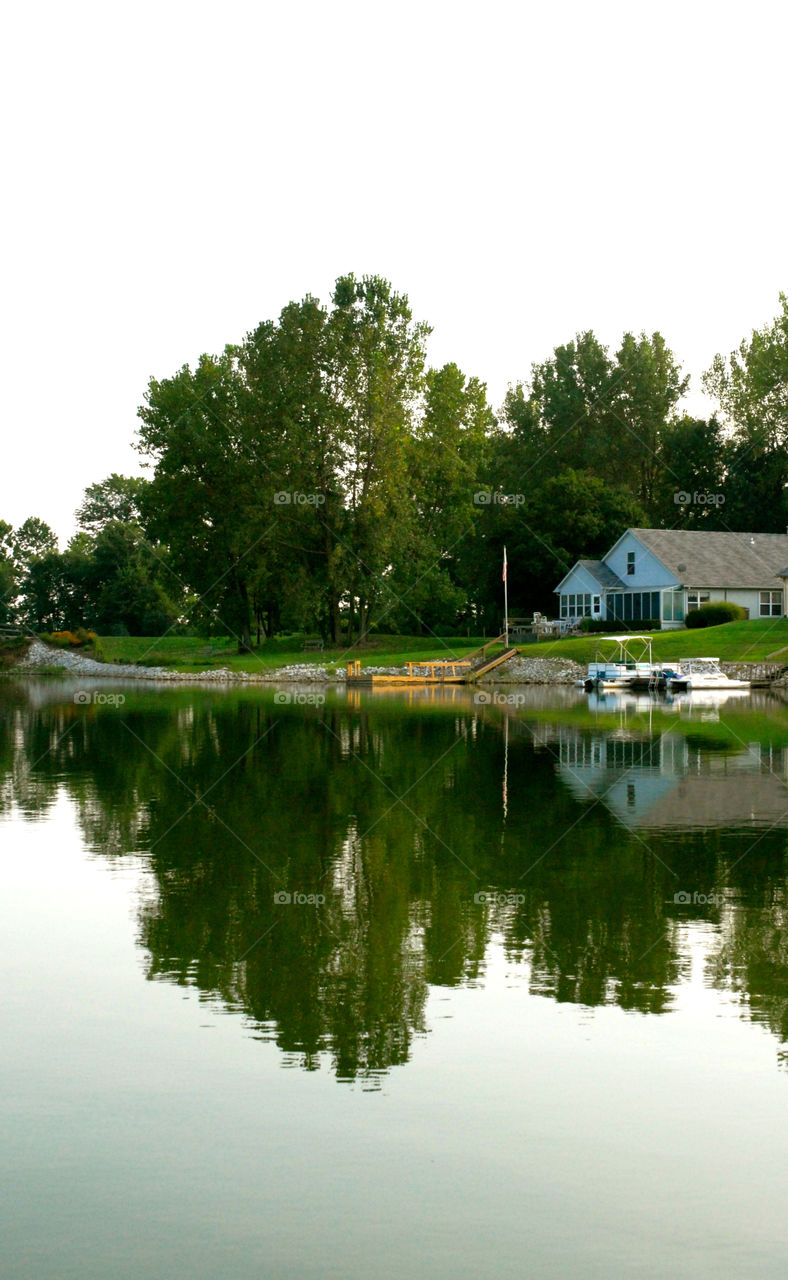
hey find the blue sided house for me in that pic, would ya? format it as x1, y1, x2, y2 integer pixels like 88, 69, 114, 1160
554, 528, 788, 630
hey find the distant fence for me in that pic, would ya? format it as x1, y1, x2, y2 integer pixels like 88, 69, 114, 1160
721, 662, 788, 684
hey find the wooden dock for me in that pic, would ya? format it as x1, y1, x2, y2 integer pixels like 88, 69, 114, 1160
346, 635, 518, 686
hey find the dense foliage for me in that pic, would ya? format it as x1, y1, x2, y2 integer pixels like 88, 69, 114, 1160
684, 602, 747, 629
3, 281, 787, 644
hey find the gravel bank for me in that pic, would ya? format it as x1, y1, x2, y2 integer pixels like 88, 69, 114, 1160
15, 642, 425, 684
11, 642, 786, 688
15, 642, 587, 685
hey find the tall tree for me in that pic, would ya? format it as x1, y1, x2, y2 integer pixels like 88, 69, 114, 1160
137, 350, 259, 650
613, 331, 688, 510
75, 474, 149, 534
0, 521, 16, 625
703, 293, 788, 450
326, 275, 430, 641
387, 363, 493, 634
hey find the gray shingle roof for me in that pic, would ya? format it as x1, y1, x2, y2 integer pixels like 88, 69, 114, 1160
631, 529, 788, 588
577, 559, 626, 590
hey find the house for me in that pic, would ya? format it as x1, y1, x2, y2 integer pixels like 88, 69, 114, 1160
555, 528, 788, 630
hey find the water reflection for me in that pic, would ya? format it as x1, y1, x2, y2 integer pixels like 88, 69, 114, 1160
3, 678, 788, 1080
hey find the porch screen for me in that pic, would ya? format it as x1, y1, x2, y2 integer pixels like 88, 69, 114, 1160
606, 592, 660, 623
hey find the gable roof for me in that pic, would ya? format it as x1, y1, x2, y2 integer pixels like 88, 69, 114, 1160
577, 559, 626, 590
630, 529, 788, 589
554, 559, 626, 592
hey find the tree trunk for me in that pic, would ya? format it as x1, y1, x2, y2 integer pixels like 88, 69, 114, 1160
233, 574, 253, 653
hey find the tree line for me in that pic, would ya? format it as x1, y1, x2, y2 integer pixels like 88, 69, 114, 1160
3, 278, 787, 646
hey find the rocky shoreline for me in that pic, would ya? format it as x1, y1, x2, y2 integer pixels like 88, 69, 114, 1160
15, 640, 587, 685
12, 640, 786, 688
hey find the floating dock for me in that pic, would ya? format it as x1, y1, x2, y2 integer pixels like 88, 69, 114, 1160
346, 636, 518, 686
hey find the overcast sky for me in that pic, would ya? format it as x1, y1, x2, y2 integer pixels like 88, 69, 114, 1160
2, 0, 787, 543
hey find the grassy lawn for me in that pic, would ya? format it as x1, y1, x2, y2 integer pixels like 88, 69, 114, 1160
95, 633, 497, 673
50, 620, 788, 673
513, 618, 788, 665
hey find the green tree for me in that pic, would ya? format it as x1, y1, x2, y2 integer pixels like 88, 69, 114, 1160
138, 350, 259, 650
510, 330, 687, 511
0, 521, 16, 625
703, 293, 788, 449
12, 517, 57, 571
651, 415, 727, 526
387, 363, 493, 634
238, 295, 345, 642
12, 519, 60, 631
327, 274, 430, 642
613, 331, 688, 510
75, 474, 149, 534
528, 331, 617, 477
703, 294, 788, 531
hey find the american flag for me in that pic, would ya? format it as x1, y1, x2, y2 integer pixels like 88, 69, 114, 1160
502, 546, 507, 583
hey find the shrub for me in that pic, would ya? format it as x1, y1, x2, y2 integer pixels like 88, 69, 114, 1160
685, 602, 747, 629
39, 629, 98, 649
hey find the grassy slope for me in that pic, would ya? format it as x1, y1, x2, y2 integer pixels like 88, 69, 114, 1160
513, 618, 788, 665
96, 634, 498, 673
88, 620, 788, 673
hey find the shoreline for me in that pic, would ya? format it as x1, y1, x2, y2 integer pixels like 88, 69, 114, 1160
14, 641, 587, 685
10, 641, 788, 688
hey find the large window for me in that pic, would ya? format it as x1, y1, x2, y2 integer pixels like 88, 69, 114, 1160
606, 592, 660, 623
687, 591, 710, 612
760, 591, 783, 617
662, 590, 685, 622
560, 593, 593, 618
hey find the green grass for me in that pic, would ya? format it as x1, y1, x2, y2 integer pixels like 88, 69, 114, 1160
53, 619, 788, 674
0, 636, 31, 669
513, 618, 788, 665
95, 633, 498, 674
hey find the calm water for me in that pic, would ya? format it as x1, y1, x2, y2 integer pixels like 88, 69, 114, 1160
3, 677, 788, 1278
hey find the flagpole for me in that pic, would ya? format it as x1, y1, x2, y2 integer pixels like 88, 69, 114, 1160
503, 545, 508, 644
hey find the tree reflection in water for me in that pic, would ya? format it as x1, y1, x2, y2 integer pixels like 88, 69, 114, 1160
3, 680, 788, 1080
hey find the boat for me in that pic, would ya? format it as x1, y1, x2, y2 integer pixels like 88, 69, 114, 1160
665, 658, 750, 692
584, 635, 659, 691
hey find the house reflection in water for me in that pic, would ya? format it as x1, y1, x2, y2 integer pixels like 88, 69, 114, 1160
553, 697, 788, 831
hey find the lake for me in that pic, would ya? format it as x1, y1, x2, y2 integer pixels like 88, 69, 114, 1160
3, 677, 788, 1278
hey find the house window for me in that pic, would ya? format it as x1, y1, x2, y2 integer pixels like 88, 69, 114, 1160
561, 592, 593, 618
760, 591, 783, 617
662, 590, 685, 622
626, 552, 635, 576
593, 596, 600, 613
687, 591, 710, 612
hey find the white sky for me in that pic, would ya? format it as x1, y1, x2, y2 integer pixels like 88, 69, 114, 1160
2, 0, 787, 544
